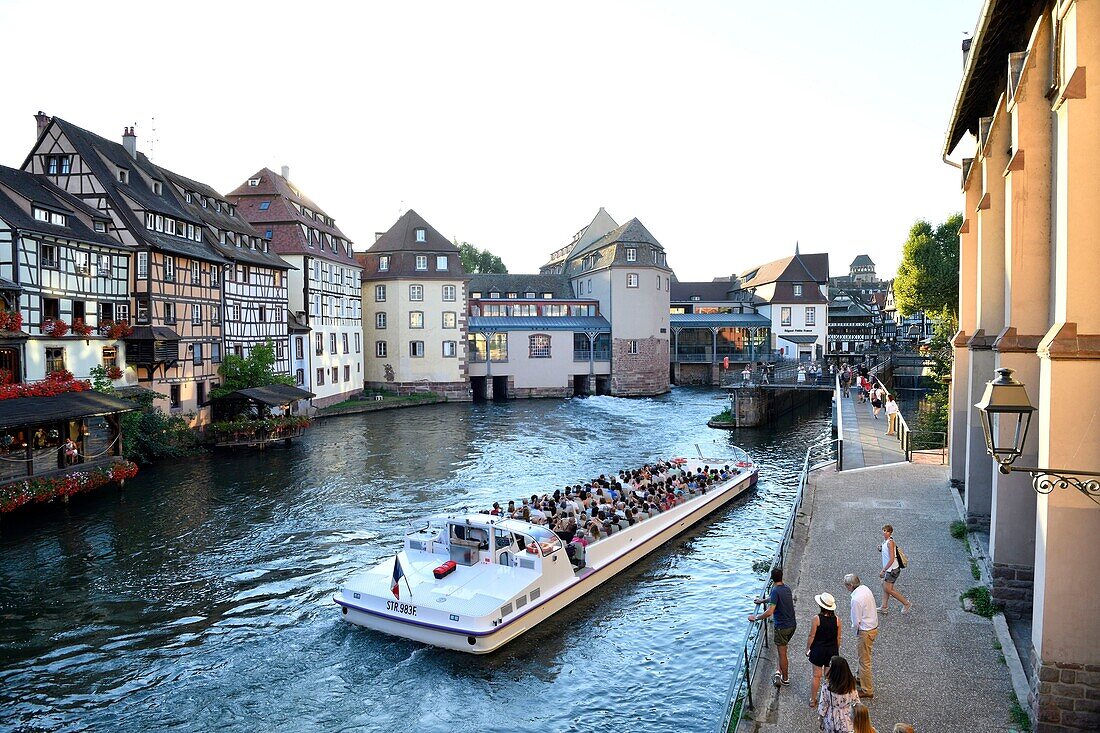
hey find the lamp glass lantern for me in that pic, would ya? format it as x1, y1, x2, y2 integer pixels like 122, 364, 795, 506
974, 367, 1035, 467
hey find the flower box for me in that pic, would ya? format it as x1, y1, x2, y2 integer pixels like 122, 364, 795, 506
42, 318, 69, 338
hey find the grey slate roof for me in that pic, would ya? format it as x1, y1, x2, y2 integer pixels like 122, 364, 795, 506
0, 165, 126, 250
157, 167, 292, 270
670, 280, 739, 302
468, 274, 574, 298
468, 315, 611, 332
670, 313, 771, 328
40, 118, 227, 264
850, 254, 875, 268
368, 209, 457, 254
213, 384, 315, 405
0, 390, 137, 430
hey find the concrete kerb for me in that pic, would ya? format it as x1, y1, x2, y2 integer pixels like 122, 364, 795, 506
948, 475, 1032, 715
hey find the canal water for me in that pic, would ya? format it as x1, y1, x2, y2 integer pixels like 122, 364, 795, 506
0, 388, 832, 733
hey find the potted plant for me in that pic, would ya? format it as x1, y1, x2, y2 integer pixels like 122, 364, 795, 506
0, 310, 23, 332
42, 318, 69, 338
106, 365, 124, 380
71, 318, 94, 337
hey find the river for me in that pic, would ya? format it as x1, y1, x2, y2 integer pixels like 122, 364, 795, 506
0, 388, 832, 733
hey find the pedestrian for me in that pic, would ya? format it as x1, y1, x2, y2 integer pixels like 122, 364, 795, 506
843, 573, 879, 698
878, 524, 911, 614
797, 365, 807, 384
852, 702, 877, 733
748, 567, 796, 686
870, 384, 884, 419
817, 655, 860, 733
884, 395, 899, 436
805, 591, 841, 708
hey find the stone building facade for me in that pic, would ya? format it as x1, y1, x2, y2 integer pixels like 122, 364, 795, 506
946, 2, 1100, 730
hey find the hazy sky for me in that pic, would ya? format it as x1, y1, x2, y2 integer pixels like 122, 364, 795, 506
0, 0, 981, 281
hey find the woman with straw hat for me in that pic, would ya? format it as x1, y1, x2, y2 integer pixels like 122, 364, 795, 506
805, 591, 842, 708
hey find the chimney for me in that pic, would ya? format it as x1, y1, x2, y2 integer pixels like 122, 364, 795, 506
122, 126, 137, 158
35, 111, 51, 138
280, 165, 290, 180
375, 232, 385, 242
962, 36, 973, 67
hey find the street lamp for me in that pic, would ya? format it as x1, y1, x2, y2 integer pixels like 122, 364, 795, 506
974, 367, 1100, 497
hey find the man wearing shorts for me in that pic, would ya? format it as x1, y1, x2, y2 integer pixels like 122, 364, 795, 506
749, 567, 796, 685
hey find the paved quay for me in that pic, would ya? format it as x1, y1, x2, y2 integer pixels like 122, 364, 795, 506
743, 462, 1021, 732
839, 385, 906, 469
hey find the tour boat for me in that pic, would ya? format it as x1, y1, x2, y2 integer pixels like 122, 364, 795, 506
334, 455, 759, 654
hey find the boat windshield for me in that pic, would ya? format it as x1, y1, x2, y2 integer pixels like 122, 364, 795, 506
523, 526, 562, 555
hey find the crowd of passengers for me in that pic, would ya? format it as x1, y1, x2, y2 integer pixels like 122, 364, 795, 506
481, 460, 739, 568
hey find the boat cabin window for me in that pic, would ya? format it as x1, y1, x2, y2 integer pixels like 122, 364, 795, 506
449, 523, 488, 566
520, 526, 563, 556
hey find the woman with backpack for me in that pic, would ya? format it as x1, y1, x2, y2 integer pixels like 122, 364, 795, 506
878, 524, 911, 615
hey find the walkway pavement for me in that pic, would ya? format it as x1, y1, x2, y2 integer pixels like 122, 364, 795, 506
743, 462, 1021, 732
840, 387, 907, 470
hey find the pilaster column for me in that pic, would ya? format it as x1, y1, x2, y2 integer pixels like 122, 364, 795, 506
964, 105, 1009, 525
990, 23, 1053, 618
1029, 3, 1100, 731
951, 160, 981, 485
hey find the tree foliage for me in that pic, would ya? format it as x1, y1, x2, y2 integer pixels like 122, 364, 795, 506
209, 342, 294, 401
893, 213, 962, 318
456, 240, 508, 274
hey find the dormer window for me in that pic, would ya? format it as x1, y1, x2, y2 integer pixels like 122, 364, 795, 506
248, 178, 260, 187
215, 201, 221, 212
542, 292, 553, 299
94, 221, 107, 233
794, 284, 803, 296
436, 255, 448, 271
33, 207, 49, 222
415, 228, 426, 243
152, 181, 162, 195
625, 247, 637, 262
378, 255, 389, 272
471, 291, 482, 299
489, 291, 501, 299
524, 292, 535, 298
690, 295, 701, 302
118, 169, 129, 184
201, 197, 207, 208
415, 255, 428, 271
506, 292, 517, 299
259, 201, 271, 211
185, 192, 192, 203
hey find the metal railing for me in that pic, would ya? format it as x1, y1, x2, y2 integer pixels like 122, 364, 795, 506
716, 438, 840, 733
834, 374, 845, 471
573, 349, 611, 362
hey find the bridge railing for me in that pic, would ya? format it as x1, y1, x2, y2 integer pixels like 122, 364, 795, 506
715, 438, 840, 733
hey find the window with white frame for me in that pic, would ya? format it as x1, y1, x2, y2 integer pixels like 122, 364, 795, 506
529, 334, 551, 358
379, 255, 389, 271
442, 311, 457, 329
376, 340, 387, 357
137, 251, 148, 277
40, 243, 59, 269
375, 284, 386, 302
442, 285, 456, 301
625, 247, 637, 262
415, 255, 428, 271
409, 340, 425, 358
415, 228, 426, 243
376, 312, 387, 329
793, 284, 803, 297
409, 284, 423, 301
626, 273, 638, 288
164, 256, 175, 282
781, 307, 792, 326
436, 255, 448, 271
409, 311, 424, 328
442, 340, 457, 358
806, 307, 816, 326
192, 304, 201, 324
627, 340, 639, 355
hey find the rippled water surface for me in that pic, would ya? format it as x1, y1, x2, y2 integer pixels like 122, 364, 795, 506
0, 388, 832, 733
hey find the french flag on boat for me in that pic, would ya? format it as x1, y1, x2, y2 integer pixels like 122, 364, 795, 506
391, 556, 405, 599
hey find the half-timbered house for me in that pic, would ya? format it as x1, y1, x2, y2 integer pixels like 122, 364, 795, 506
23, 114, 228, 423
0, 165, 131, 383
157, 169, 292, 375
228, 168, 362, 409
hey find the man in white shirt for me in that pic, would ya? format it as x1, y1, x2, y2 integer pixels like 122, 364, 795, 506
844, 573, 879, 698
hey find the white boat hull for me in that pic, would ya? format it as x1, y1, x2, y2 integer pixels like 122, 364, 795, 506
336, 464, 759, 653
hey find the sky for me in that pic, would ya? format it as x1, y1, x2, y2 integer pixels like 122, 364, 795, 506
0, 0, 982, 281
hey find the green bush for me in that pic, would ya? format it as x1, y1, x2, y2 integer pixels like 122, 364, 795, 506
950, 520, 968, 539
960, 586, 1000, 618
119, 391, 200, 465
712, 409, 733, 423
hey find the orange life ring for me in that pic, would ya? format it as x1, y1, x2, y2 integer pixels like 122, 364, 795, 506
736, 460, 752, 468
526, 543, 539, 554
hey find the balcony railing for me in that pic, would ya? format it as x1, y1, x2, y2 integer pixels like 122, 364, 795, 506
573, 349, 611, 362
671, 346, 767, 363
